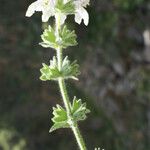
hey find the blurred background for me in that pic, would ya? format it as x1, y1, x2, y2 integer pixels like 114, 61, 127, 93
0, 0, 150, 150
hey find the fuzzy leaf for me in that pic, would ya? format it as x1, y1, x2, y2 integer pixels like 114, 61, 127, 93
40, 25, 77, 49
71, 97, 90, 122
52, 105, 67, 123
40, 26, 58, 49
61, 56, 80, 80
50, 104, 69, 132
59, 25, 77, 48
40, 57, 60, 81
40, 56, 80, 81
50, 98, 90, 132
50, 122, 70, 132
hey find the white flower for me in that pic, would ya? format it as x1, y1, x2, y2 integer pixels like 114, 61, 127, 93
26, 0, 56, 22
26, 0, 90, 25
74, 0, 90, 26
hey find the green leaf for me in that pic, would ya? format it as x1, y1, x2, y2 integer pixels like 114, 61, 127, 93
50, 122, 70, 132
61, 56, 80, 80
50, 104, 69, 132
71, 97, 90, 122
60, 25, 77, 48
40, 56, 80, 81
52, 105, 67, 123
40, 57, 60, 81
50, 98, 90, 132
40, 25, 77, 49
40, 26, 58, 49
55, 0, 75, 14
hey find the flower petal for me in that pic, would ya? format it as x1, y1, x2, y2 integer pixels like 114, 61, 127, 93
75, 12, 82, 25
81, 7, 89, 26
81, 0, 90, 7
75, 7, 89, 26
25, 0, 42, 17
42, 10, 52, 22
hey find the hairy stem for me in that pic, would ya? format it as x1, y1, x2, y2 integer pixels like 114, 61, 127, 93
58, 78, 71, 115
55, 13, 87, 150
71, 122, 87, 150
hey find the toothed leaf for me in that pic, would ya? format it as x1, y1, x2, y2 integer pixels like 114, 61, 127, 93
71, 97, 90, 122
61, 56, 80, 80
50, 122, 70, 132
60, 25, 77, 48
40, 56, 60, 81
40, 56, 80, 81
50, 104, 69, 132
40, 25, 77, 49
40, 26, 58, 49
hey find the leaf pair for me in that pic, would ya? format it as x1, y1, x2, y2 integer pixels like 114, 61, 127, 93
40, 56, 80, 81
50, 97, 90, 132
40, 25, 77, 49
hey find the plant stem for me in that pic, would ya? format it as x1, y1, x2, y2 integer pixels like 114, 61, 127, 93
58, 78, 71, 114
55, 13, 87, 150
71, 122, 87, 150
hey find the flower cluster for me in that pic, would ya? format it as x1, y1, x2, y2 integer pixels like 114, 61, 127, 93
26, 0, 90, 25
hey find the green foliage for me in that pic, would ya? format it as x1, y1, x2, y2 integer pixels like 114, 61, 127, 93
55, 0, 75, 14
59, 25, 77, 48
50, 105, 70, 132
40, 26, 57, 49
40, 25, 77, 49
40, 56, 80, 81
61, 56, 80, 80
71, 97, 90, 122
50, 98, 90, 132
40, 56, 60, 81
